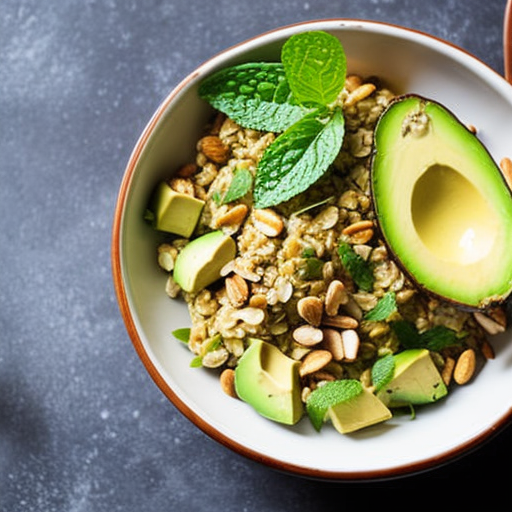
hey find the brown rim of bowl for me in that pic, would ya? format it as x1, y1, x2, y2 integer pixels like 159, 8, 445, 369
111, 18, 512, 481
505, 0, 512, 83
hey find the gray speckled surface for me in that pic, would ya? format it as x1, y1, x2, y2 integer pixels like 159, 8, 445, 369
1, 0, 511, 510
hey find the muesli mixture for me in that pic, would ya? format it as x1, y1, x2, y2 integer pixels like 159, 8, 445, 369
153, 73, 506, 405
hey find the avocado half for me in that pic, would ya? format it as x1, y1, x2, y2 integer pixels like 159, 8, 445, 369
370, 94, 512, 309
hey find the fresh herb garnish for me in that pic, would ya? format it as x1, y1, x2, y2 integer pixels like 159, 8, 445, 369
338, 242, 374, 292
391, 321, 465, 351
306, 379, 363, 431
364, 292, 397, 321
371, 354, 395, 391
172, 327, 191, 343
221, 167, 253, 204
199, 31, 347, 208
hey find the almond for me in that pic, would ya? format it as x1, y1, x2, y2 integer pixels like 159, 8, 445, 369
297, 296, 323, 326
198, 135, 230, 164
225, 274, 249, 307
299, 350, 333, 377
219, 369, 237, 398
292, 325, 324, 347
252, 208, 284, 237
321, 328, 344, 361
341, 329, 360, 361
322, 314, 358, 330
453, 349, 476, 385
324, 280, 349, 316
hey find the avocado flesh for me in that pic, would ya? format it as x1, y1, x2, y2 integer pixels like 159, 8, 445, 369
149, 181, 204, 238
327, 388, 392, 434
173, 231, 236, 293
376, 349, 447, 408
371, 95, 512, 309
234, 339, 303, 425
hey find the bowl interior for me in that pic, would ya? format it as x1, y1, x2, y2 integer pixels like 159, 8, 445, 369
114, 20, 512, 479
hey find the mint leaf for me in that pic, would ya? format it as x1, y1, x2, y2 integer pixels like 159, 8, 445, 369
338, 242, 373, 292
371, 354, 395, 391
172, 327, 191, 343
253, 107, 345, 208
364, 292, 397, 321
306, 379, 363, 431
198, 63, 309, 132
391, 321, 464, 351
222, 167, 253, 204
282, 31, 347, 106
420, 325, 465, 351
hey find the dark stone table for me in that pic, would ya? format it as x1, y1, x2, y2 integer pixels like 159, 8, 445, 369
1, 1, 511, 509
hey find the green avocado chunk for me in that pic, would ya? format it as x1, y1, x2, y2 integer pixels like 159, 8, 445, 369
371, 94, 512, 309
173, 231, 236, 293
234, 339, 303, 425
328, 387, 392, 434
376, 348, 448, 408
148, 181, 204, 238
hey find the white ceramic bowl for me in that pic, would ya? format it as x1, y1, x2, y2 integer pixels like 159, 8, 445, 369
112, 20, 512, 480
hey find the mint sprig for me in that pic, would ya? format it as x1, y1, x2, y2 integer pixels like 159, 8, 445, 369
391, 321, 465, 351
254, 108, 345, 208
221, 167, 253, 204
364, 292, 397, 321
198, 63, 309, 133
338, 242, 374, 292
199, 31, 347, 208
281, 30, 347, 106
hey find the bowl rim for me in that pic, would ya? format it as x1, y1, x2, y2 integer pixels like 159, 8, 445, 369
112, 18, 512, 481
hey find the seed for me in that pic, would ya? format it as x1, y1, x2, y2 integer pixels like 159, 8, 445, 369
299, 350, 333, 377
225, 274, 249, 307
344, 83, 376, 107
453, 349, 476, 385
249, 294, 268, 309
342, 219, 374, 236
322, 314, 358, 329
297, 296, 324, 326
324, 280, 349, 316
176, 162, 198, 177
321, 328, 344, 361
481, 340, 495, 360
341, 329, 360, 361
350, 228, 374, 245
220, 368, 238, 398
215, 203, 249, 228
473, 311, 506, 335
500, 157, 512, 188
441, 356, 455, 386
252, 209, 284, 237
292, 325, 324, 347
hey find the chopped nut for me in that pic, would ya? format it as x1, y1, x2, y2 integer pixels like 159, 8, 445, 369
473, 311, 506, 335
292, 325, 324, 347
481, 340, 495, 360
225, 274, 249, 307
453, 349, 476, 385
500, 157, 512, 188
176, 162, 198, 177
321, 328, 344, 361
344, 83, 376, 107
322, 314, 359, 329
215, 203, 249, 228
324, 280, 349, 316
252, 209, 284, 237
441, 356, 455, 386
220, 368, 238, 398
299, 350, 333, 377
341, 329, 360, 361
297, 296, 324, 326
198, 135, 230, 164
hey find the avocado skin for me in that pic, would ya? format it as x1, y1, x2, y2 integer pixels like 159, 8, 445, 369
369, 94, 512, 311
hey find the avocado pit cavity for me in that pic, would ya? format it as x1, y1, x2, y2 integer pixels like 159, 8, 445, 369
411, 164, 498, 265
